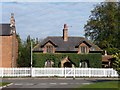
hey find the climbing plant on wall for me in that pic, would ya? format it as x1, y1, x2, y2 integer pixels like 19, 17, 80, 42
33, 53, 102, 68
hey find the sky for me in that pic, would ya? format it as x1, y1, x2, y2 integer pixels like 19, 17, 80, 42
1, 1, 101, 40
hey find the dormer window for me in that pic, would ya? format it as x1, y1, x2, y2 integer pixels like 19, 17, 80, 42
80, 46, 88, 53
77, 42, 90, 54
42, 41, 56, 53
46, 45, 54, 53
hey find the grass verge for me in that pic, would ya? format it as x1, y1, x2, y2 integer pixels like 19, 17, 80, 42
0, 82, 10, 87
74, 80, 120, 90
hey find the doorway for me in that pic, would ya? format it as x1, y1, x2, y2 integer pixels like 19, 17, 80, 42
63, 62, 72, 67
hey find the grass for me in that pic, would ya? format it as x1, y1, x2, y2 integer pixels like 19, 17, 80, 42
0, 82, 10, 87
74, 80, 120, 90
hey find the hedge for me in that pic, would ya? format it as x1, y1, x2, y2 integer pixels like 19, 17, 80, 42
33, 53, 102, 68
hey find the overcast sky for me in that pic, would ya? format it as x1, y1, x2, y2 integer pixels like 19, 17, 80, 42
1, 2, 100, 40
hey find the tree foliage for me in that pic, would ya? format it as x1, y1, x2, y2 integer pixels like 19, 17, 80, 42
84, 2, 120, 54
112, 52, 120, 77
17, 35, 38, 67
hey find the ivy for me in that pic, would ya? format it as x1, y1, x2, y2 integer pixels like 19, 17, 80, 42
33, 53, 102, 68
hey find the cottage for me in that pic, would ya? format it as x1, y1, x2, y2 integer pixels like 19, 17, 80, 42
33, 24, 102, 54
0, 13, 18, 67
33, 24, 104, 67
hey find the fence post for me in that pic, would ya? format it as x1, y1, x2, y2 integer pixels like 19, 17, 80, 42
73, 67, 75, 79
62, 68, 64, 77
89, 68, 91, 78
2, 68, 3, 78
64, 67, 66, 78
31, 67, 33, 77
103, 69, 106, 77
111, 68, 113, 77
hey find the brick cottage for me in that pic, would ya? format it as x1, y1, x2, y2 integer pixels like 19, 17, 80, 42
33, 24, 114, 68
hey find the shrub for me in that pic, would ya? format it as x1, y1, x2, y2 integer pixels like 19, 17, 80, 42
112, 53, 120, 77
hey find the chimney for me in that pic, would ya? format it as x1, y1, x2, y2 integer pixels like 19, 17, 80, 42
63, 24, 68, 41
10, 13, 15, 27
105, 50, 107, 56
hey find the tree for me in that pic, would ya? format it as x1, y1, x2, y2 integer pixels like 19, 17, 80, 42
17, 34, 38, 67
24, 35, 31, 67
84, 2, 120, 54
112, 52, 120, 77
16, 34, 23, 67
17, 35, 31, 67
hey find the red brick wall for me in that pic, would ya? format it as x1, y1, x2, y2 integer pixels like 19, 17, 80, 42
0, 37, 2, 67
0, 35, 18, 67
14, 37, 18, 67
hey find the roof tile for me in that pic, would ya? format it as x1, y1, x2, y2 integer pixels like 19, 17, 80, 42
33, 36, 102, 52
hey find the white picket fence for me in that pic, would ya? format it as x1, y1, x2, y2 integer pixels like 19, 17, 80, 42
0, 68, 118, 78
0, 68, 31, 77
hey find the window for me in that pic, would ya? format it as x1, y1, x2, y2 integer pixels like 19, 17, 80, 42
46, 45, 54, 53
80, 46, 87, 53
45, 60, 54, 67
79, 61, 88, 68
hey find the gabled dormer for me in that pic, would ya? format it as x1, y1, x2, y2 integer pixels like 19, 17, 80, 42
41, 40, 57, 53
76, 41, 91, 54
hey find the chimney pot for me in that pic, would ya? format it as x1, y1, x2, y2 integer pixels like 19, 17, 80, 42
10, 13, 15, 27
64, 24, 68, 29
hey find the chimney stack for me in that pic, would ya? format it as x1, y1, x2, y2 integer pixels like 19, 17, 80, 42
105, 50, 107, 56
10, 13, 15, 27
63, 24, 68, 41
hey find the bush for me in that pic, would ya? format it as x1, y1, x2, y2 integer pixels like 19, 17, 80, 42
33, 53, 102, 68
112, 53, 120, 77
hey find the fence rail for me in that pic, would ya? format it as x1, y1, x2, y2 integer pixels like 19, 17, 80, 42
0, 68, 118, 78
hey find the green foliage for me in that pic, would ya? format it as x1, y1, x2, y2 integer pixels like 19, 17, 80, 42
106, 47, 120, 55
0, 82, 10, 86
84, 2, 120, 54
112, 52, 120, 77
16, 34, 23, 67
17, 35, 31, 67
77, 81, 120, 89
33, 53, 102, 68
17, 34, 42, 67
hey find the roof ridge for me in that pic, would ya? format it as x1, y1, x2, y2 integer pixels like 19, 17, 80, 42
46, 36, 85, 38
47, 36, 62, 37
71, 36, 83, 37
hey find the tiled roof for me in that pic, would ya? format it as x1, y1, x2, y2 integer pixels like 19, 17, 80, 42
33, 36, 102, 52
102, 55, 113, 62
0, 24, 11, 36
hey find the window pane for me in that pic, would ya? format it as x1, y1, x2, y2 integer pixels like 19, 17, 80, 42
46, 45, 53, 53
80, 46, 87, 53
80, 62, 88, 68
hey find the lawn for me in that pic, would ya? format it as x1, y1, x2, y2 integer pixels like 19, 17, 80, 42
0, 82, 10, 87
75, 80, 120, 90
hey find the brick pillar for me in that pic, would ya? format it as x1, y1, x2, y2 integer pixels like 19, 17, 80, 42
10, 13, 17, 67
